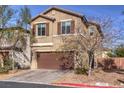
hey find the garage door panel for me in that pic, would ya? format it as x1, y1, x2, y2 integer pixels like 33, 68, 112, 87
37, 52, 74, 69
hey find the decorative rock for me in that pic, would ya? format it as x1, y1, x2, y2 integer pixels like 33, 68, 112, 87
120, 83, 124, 86
9, 69, 18, 74
95, 82, 109, 86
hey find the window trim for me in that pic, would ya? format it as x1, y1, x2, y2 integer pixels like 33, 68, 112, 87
34, 21, 47, 24
60, 20, 72, 34
36, 23, 46, 37
88, 26, 96, 36
60, 19, 72, 22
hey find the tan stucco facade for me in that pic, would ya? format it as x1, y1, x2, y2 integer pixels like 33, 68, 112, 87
30, 7, 100, 69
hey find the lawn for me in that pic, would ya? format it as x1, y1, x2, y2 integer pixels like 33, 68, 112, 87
53, 69, 124, 87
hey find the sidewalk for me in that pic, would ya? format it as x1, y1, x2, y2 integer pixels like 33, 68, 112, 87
53, 83, 123, 88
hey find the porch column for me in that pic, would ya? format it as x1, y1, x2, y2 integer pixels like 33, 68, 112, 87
0, 58, 4, 67
31, 51, 37, 69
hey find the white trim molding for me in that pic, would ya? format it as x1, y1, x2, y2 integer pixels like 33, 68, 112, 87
32, 43, 53, 47
34, 21, 48, 24
53, 33, 77, 37
60, 19, 72, 22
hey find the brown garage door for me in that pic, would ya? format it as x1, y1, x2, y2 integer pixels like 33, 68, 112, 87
37, 52, 74, 70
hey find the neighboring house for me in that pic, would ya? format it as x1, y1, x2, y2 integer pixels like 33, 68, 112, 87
0, 27, 31, 69
30, 7, 101, 70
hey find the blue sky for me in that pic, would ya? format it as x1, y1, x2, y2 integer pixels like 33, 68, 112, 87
11, 5, 124, 28
11, 5, 124, 46
11, 5, 124, 18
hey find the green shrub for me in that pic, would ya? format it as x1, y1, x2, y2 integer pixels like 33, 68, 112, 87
0, 67, 9, 73
0, 58, 19, 73
3, 58, 13, 70
107, 52, 115, 57
4, 58, 18, 70
115, 48, 124, 57
75, 67, 88, 75
107, 47, 124, 57
0, 58, 18, 73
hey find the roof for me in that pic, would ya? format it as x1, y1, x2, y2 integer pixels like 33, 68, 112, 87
42, 6, 88, 26
31, 6, 88, 25
0, 50, 10, 52
0, 27, 30, 33
43, 6, 85, 18
0, 47, 12, 51
42, 7, 103, 31
31, 6, 102, 36
0, 45, 13, 51
31, 15, 55, 23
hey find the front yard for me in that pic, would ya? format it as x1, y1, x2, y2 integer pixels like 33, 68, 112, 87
0, 70, 28, 80
0, 68, 124, 87
53, 69, 124, 87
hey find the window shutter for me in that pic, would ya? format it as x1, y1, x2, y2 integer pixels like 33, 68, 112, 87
70, 20, 75, 34
32, 24, 36, 36
46, 23, 49, 36
57, 22, 61, 35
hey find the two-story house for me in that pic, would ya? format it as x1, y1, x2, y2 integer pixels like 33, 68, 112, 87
30, 7, 101, 70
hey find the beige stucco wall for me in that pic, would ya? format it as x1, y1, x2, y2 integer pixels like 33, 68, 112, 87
45, 10, 87, 35
30, 9, 88, 69
31, 9, 88, 51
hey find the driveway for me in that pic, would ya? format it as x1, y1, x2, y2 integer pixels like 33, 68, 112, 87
5, 69, 69, 84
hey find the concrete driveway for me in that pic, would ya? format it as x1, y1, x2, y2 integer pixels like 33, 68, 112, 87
5, 69, 69, 84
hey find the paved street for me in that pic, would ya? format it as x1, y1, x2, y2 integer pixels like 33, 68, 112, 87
0, 81, 69, 88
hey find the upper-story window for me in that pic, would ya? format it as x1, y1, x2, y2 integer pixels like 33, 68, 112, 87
88, 26, 96, 36
61, 21, 71, 34
37, 23, 46, 36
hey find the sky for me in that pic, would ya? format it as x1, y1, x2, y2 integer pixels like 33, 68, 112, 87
11, 5, 124, 28
11, 5, 124, 19
11, 5, 124, 46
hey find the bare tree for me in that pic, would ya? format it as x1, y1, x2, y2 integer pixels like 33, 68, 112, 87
59, 17, 120, 76
88, 16, 122, 49
18, 6, 31, 30
0, 5, 30, 69
0, 5, 14, 28
59, 24, 102, 76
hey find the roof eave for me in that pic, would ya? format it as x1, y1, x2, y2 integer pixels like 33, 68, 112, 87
42, 7, 84, 19
30, 15, 55, 24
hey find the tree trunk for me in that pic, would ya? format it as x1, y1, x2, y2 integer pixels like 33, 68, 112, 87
0, 52, 8, 67
25, 24, 27, 30
12, 51, 15, 70
88, 51, 94, 76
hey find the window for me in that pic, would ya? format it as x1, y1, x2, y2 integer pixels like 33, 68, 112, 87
37, 23, 46, 36
61, 21, 71, 34
88, 26, 95, 36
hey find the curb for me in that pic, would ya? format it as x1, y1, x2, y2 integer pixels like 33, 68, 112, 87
52, 83, 123, 88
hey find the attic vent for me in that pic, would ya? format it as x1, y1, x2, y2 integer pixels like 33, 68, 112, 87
52, 11, 56, 15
